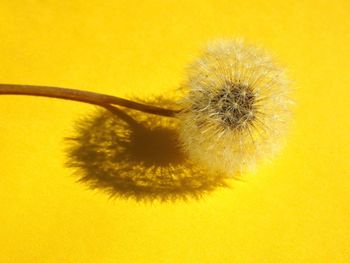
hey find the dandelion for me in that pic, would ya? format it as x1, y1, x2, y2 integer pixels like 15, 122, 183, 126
0, 39, 291, 177
178, 40, 291, 175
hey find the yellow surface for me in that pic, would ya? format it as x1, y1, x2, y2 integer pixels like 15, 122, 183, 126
0, 0, 349, 262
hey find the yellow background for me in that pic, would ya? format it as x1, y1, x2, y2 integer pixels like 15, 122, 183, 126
0, 0, 349, 262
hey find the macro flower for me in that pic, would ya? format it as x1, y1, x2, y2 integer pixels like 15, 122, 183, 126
178, 39, 291, 176
0, 39, 292, 180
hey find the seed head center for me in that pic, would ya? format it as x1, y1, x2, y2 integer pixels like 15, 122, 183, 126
212, 82, 256, 129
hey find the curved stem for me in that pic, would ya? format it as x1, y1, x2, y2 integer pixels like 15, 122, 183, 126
0, 84, 180, 117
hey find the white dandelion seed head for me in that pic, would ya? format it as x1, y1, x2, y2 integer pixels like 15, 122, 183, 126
177, 39, 292, 176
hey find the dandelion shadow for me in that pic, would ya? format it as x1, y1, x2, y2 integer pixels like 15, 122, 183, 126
65, 99, 229, 202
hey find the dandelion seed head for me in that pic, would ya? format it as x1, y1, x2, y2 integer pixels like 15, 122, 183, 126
178, 39, 292, 175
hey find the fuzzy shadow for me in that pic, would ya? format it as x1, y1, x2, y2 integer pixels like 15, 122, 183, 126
65, 100, 229, 202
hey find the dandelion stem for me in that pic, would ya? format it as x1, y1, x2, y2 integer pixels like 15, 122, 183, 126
0, 84, 179, 117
